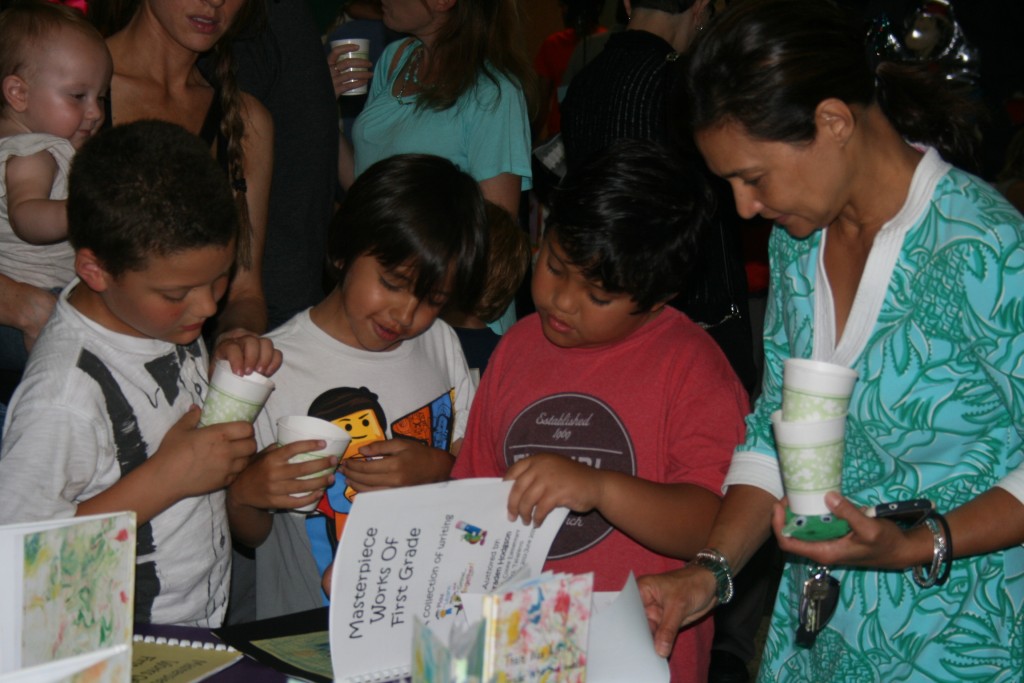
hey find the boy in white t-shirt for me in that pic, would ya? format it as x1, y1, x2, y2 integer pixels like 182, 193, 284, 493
228, 154, 488, 619
0, 121, 312, 627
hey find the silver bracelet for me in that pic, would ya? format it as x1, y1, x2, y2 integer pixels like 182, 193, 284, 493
693, 548, 735, 605
912, 514, 950, 588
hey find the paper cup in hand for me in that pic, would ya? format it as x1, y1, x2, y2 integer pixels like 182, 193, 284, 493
771, 410, 846, 517
331, 38, 371, 96
277, 415, 351, 513
198, 360, 274, 427
782, 358, 858, 421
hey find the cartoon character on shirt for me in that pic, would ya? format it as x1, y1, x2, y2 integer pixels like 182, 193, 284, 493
304, 386, 456, 577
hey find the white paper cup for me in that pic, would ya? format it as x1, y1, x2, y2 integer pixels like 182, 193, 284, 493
782, 358, 858, 421
771, 410, 846, 516
277, 415, 351, 513
198, 360, 275, 427
331, 38, 371, 96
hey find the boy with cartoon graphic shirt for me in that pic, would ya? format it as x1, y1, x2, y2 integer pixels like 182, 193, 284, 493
227, 155, 485, 620
451, 141, 749, 683
0, 121, 291, 627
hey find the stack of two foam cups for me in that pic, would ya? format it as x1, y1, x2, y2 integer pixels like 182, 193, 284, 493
771, 359, 858, 541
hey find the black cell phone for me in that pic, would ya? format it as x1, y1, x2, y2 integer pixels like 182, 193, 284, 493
864, 499, 935, 527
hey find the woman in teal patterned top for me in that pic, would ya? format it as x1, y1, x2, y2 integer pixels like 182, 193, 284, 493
638, 0, 1024, 681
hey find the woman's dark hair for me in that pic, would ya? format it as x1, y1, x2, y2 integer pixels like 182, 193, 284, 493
546, 139, 712, 312
88, 0, 266, 267
327, 154, 488, 314
415, 0, 536, 115
687, 0, 982, 170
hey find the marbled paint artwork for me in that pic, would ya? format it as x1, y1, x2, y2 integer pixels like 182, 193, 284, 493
21, 514, 135, 666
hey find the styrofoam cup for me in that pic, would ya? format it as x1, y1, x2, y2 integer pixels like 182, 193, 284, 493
276, 415, 350, 513
330, 38, 371, 96
782, 358, 858, 421
771, 410, 846, 516
198, 360, 274, 427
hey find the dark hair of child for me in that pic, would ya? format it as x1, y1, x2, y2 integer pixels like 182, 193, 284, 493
687, 0, 984, 172
545, 138, 712, 313
327, 153, 489, 315
472, 202, 530, 323
67, 120, 239, 276
0, 0, 104, 115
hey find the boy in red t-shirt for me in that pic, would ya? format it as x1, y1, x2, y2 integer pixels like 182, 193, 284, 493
452, 139, 749, 682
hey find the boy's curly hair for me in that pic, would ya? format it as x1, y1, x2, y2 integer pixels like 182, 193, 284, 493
68, 120, 238, 275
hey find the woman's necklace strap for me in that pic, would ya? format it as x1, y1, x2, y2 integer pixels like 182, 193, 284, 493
395, 44, 424, 105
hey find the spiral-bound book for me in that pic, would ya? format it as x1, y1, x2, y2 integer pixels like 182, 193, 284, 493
131, 633, 241, 683
328, 478, 568, 683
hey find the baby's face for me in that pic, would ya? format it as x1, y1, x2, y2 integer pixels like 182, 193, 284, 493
17, 27, 112, 149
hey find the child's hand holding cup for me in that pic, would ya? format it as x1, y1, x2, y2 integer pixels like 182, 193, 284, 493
199, 360, 275, 427
277, 416, 351, 513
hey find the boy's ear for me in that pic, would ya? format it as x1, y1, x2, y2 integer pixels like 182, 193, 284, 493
2, 75, 30, 113
75, 248, 114, 292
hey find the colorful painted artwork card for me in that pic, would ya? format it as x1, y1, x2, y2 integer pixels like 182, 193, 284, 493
0, 512, 136, 675
483, 572, 593, 682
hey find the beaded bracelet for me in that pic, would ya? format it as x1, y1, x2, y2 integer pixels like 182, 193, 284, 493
912, 512, 952, 588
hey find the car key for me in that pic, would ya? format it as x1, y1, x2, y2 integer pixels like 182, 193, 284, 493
797, 566, 839, 647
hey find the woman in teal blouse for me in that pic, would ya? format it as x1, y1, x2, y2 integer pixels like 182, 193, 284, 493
639, 1, 1024, 681
333, 0, 534, 218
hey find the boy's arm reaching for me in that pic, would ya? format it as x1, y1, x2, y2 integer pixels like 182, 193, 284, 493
504, 453, 722, 559
76, 407, 255, 524
6, 151, 67, 244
